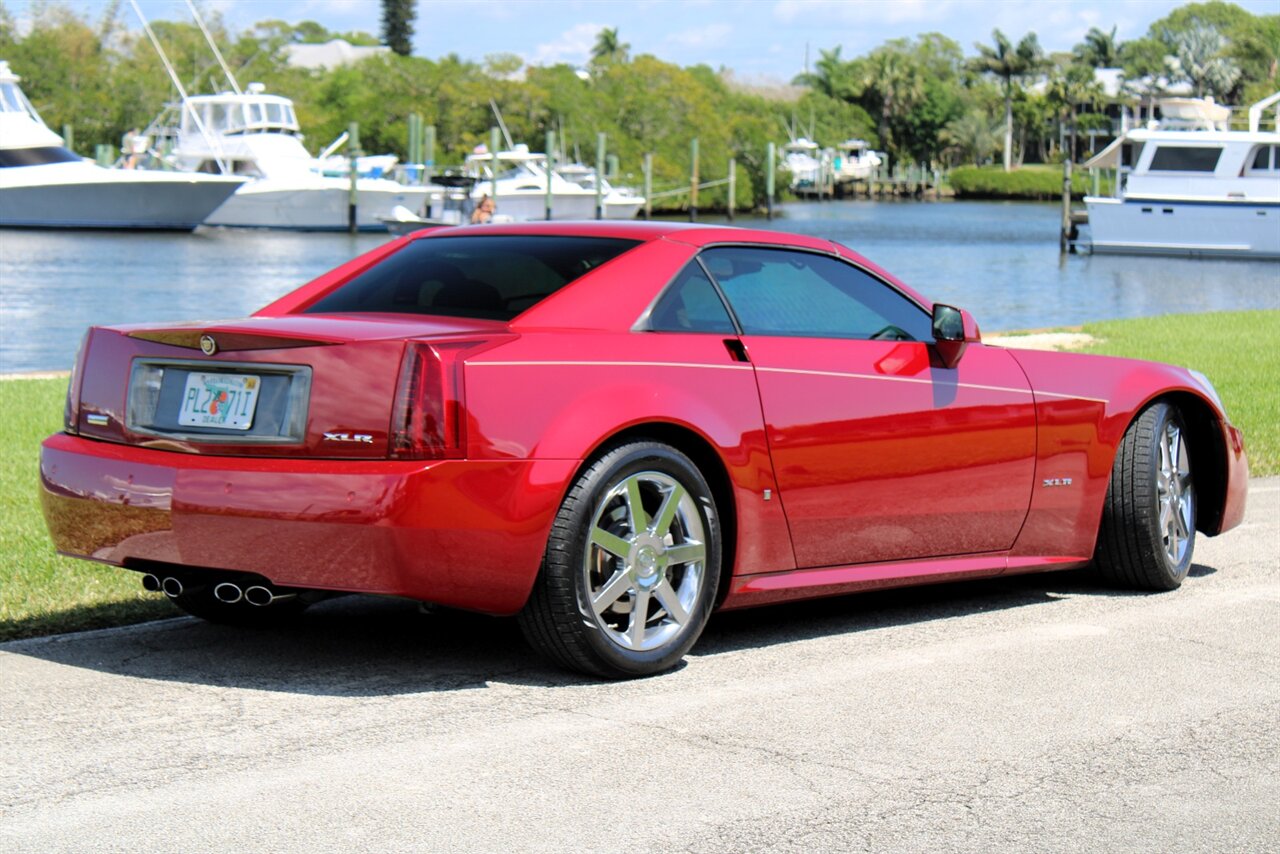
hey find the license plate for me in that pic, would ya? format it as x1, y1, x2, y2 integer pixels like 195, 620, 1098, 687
178, 372, 260, 430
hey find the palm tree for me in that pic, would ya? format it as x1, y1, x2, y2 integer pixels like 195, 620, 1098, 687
591, 27, 630, 67
1165, 25, 1241, 99
970, 29, 1048, 171
1074, 26, 1121, 69
1047, 64, 1105, 161
941, 111, 999, 166
791, 46, 856, 101
856, 47, 924, 166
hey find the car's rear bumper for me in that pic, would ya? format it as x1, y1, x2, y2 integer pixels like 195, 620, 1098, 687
40, 433, 579, 614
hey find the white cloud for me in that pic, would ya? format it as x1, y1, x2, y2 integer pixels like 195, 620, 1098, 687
528, 22, 607, 67
667, 23, 732, 50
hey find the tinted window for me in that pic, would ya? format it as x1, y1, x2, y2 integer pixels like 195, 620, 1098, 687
1149, 146, 1222, 172
701, 246, 931, 341
304, 235, 639, 321
1250, 145, 1275, 171
0, 146, 82, 168
648, 262, 736, 333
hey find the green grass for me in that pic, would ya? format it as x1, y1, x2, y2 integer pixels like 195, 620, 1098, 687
0, 378, 174, 642
1081, 310, 1280, 476
2, 308, 1275, 640
948, 164, 1113, 200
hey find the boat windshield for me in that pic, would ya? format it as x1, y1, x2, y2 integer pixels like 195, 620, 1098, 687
0, 81, 44, 124
183, 97, 299, 136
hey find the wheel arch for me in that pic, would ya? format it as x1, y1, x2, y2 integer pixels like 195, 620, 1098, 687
1159, 391, 1229, 536
576, 421, 739, 608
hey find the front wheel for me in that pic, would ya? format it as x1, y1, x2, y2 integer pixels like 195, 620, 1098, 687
1093, 401, 1196, 590
518, 441, 721, 678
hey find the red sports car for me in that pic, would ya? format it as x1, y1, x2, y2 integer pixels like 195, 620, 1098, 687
40, 222, 1248, 677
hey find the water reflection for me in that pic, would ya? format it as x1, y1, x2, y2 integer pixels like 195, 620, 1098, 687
1, 201, 1277, 373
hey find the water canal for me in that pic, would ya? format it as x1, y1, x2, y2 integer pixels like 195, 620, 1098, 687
2, 199, 1277, 373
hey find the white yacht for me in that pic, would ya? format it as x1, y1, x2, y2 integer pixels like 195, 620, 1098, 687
464, 145, 597, 221
1083, 93, 1280, 258
0, 61, 243, 230
150, 85, 434, 231
781, 138, 823, 190
832, 139, 882, 182
555, 162, 645, 219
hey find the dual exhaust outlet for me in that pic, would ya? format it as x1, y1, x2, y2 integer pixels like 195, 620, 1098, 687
141, 574, 296, 607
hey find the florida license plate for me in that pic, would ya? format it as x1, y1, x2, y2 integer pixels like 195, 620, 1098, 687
178, 372, 260, 430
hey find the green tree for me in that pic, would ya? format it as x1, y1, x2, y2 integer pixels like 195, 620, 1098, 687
970, 29, 1048, 171
1074, 26, 1121, 68
381, 0, 415, 56
1165, 24, 1241, 98
855, 45, 925, 166
591, 27, 630, 67
1046, 63, 1105, 160
791, 46, 857, 100
940, 110, 999, 166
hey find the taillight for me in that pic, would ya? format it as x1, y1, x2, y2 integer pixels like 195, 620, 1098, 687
63, 330, 91, 434
390, 340, 482, 459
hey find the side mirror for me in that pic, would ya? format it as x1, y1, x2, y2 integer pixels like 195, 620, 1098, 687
931, 304, 981, 368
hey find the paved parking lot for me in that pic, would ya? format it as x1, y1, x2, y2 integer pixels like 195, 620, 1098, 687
2, 479, 1277, 852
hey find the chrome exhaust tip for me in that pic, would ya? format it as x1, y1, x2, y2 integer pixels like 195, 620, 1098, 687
213, 582, 243, 604
141, 574, 162, 593
245, 585, 297, 607
244, 586, 275, 607
161, 577, 184, 598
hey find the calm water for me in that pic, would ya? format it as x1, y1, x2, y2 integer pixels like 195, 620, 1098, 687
2, 200, 1277, 373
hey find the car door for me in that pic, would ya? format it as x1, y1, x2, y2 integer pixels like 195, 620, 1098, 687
700, 245, 1037, 569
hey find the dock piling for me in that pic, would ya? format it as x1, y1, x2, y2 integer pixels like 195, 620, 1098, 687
347, 121, 360, 234
545, 129, 555, 220
727, 157, 736, 222
766, 142, 775, 220
1060, 160, 1073, 253
424, 124, 435, 185
643, 153, 653, 221
596, 132, 606, 220
490, 127, 500, 210
689, 137, 699, 222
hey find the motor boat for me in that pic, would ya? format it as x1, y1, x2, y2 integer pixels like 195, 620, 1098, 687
0, 61, 244, 230
555, 162, 644, 219
1082, 92, 1280, 258
832, 139, 882, 182
781, 138, 823, 191
463, 144, 597, 221
147, 84, 435, 231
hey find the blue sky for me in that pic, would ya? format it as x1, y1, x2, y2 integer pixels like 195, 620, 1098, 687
11, 0, 1279, 83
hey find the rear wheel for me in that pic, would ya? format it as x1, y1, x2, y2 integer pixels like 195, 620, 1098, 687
1093, 401, 1196, 590
519, 441, 721, 678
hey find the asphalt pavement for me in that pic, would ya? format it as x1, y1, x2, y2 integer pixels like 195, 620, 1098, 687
2, 478, 1277, 853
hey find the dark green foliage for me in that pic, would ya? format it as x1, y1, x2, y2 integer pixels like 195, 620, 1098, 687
381, 0, 415, 56
948, 165, 1111, 199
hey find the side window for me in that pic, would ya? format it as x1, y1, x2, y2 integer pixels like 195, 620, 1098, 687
1248, 145, 1275, 173
647, 261, 736, 333
1148, 146, 1222, 172
700, 246, 932, 341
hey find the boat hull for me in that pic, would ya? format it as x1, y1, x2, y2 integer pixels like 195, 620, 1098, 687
1085, 197, 1280, 258
205, 182, 434, 231
0, 173, 244, 231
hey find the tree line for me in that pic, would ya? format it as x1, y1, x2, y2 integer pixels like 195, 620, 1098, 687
1, 1, 1275, 208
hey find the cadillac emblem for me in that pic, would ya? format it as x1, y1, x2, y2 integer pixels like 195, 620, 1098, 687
199, 334, 218, 356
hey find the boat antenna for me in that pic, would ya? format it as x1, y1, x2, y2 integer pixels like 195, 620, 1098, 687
489, 99, 514, 150
127, 0, 229, 174
184, 0, 242, 95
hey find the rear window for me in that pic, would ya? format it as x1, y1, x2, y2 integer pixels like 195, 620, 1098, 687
303, 235, 640, 321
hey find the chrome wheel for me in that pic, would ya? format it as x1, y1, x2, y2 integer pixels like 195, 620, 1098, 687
1093, 401, 1196, 591
584, 471, 707, 652
519, 441, 721, 677
1157, 421, 1194, 567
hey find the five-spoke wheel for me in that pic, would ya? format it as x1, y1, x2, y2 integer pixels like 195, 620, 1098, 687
519, 441, 721, 678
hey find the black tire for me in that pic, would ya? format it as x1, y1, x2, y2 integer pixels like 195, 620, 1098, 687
171, 587, 311, 627
518, 441, 722, 678
1093, 401, 1196, 590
